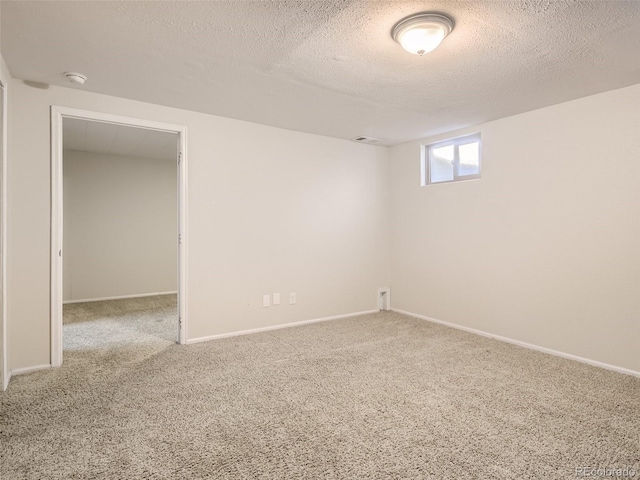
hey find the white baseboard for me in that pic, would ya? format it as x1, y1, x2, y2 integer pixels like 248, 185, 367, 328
63, 291, 177, 304
392, 308, 640, 378
187, 309, 379, 345
11, 364, 52, 377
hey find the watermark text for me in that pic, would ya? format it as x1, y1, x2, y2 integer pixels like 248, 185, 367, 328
576, 467, 637, 478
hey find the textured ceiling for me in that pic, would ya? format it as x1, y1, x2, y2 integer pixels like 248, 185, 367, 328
64, 118, 177, 161
3, 1, 640, 146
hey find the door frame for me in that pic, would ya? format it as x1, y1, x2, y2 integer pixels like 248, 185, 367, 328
0, 79, 7, 390
50, 106, 188, 367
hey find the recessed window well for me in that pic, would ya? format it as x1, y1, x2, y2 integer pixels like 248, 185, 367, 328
422, 133, 481, 185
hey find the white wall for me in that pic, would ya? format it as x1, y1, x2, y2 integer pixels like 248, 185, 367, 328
8, 80, 390, 370
63, 150, 178, 302
390, 83, 640, 373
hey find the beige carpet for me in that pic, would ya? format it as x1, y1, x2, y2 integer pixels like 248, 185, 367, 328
63, 294, 178, 351
1, 297, 638, 479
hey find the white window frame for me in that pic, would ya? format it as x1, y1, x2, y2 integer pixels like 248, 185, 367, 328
422, 133, 482, 185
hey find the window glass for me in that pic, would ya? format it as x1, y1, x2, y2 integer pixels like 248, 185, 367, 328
458, 141, 480, 177
430, 145, 454, 183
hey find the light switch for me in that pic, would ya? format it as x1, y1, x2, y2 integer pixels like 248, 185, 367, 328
263, 294, 271, 307
273, 293, 280, 305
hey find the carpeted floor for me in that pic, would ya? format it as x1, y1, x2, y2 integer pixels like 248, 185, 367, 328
1, 297, 638, 479
63, 294, 178, 351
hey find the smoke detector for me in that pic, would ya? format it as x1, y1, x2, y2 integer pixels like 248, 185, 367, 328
352, 136, 383, 144
64, 72, 87, 85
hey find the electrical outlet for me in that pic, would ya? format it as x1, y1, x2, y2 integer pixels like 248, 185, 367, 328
262, 294, 271, 307
273, 293, 280, 305
289, 293, 296, 305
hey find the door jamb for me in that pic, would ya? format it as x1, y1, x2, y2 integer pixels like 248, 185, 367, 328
50, 106, 188, 367
0, 80, 7, 390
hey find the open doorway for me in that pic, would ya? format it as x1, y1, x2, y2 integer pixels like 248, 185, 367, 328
51, 107, 188, 367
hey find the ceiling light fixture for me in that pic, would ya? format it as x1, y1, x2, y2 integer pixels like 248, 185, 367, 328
391, 13, 454, 56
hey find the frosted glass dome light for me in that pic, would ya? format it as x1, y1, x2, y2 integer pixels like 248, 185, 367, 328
391, 13, 454, 56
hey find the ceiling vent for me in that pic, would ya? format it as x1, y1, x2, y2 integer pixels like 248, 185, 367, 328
352, 136, 383, 144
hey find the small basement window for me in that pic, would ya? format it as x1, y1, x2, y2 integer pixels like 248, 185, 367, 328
422, 133, 481, 185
